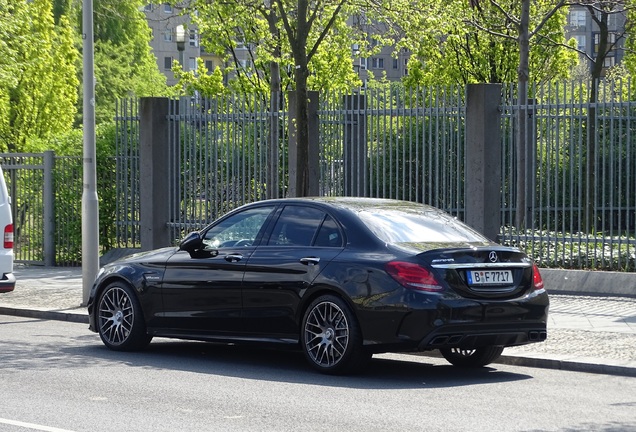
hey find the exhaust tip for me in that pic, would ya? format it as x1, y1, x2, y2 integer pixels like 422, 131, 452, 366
528, 330, 547, 341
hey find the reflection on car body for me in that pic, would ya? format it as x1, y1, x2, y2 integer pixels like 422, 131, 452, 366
87, 197, 548, 374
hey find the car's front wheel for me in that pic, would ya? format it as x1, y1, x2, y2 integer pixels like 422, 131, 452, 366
96, 281, 152, 351
440, 346, 504, 367
301, 295, 370, 374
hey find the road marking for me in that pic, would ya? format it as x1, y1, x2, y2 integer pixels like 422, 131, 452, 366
0, 418, 76, 432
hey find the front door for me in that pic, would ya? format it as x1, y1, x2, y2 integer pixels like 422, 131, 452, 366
160, 205, 276, 336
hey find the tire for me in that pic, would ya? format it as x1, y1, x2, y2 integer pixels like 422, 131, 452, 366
96, 281, 152, 351
440, 346, 504, 367
301, 295, 370, 375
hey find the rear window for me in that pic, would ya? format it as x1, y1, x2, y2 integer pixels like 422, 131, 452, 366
357, 208, 487, 243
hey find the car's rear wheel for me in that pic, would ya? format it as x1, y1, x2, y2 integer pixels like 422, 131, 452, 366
440, 346, 504, 367
301, 295, 370, 374
97, 282, 152, 351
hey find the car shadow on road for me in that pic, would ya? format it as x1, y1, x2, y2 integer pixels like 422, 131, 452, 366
64, 337, 533, 389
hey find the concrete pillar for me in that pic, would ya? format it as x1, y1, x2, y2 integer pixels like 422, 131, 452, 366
465, 84, 502, 241
43, 151, 55, 266
139, 97, 172, 250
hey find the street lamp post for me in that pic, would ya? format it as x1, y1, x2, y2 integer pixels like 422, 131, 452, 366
82, 0, 99, 305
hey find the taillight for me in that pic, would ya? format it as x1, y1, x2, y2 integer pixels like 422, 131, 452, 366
386, 261, 443, 292
4, 224, 13, 249
532, 264, 544, 291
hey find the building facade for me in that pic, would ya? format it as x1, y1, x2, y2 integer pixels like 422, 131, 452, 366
565, 5, 627, 75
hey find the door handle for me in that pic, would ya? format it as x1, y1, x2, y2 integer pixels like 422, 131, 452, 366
224, 254, 243, 263
300, 257, 320, 266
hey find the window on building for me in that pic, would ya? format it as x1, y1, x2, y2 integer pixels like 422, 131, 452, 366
163, 4, 172, 13
594, 32, 617, 55
371, 57, 384, 69
360, 58, 367, 70
393, 58, 398, 69
604, 56, 615, 68
188, 57, 197, 71
569, 10, 586, 26
164, 56, 173, 70
189, 29, 198, 47
574, 35, 586, 52
144, 3, 153, 12
205, 60, 214, 72
163, 31, 172, 42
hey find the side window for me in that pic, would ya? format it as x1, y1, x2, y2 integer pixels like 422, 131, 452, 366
314, 215, 343, 247
202, 206, 274, 249
267, 206, 325, 246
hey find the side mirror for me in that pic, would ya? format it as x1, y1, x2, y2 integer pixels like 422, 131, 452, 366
179, 231, 203, 252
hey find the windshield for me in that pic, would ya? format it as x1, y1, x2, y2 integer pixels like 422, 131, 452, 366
357, 207, 488, 244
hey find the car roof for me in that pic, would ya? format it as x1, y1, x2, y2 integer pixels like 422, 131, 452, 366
253, 197, 439, 213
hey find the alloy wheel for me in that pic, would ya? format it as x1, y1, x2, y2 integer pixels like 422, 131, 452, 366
304, 300, 350, 368
98, 286, 134, 346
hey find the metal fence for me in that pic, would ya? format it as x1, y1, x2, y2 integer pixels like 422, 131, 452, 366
0, 152, 82, 266
500, 81, 636, 270
114, 98, 142, 249
164, 95, 287, 243
318, 87, 466, 214
3, 81, 636, 270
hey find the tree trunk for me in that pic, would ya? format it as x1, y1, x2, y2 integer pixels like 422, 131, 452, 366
267, 9, 281, 199
292, 64, 310, 197
584, 11, 608, 233
586, 82, 597, 233
290, 0, 310, 197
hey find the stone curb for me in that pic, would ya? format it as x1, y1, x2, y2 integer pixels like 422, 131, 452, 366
495, 354, 636, 378
0, 307, 89, 325
2, 306, 635, 378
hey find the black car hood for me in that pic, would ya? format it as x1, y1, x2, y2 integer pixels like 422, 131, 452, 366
108, 247, 178, 266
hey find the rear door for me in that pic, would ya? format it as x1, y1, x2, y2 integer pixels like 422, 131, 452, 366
241, 204, 345, 338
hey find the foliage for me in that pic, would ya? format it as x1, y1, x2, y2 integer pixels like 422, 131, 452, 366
0, 0, 78, 153
400, 0, 577, 87
73, 0, 168, 125
172, 58, 227, 97
45, 123, 120, 264
0, 0, 24, 87
183, 0, 408, 95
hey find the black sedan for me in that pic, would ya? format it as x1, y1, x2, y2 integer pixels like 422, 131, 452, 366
87, 197, 548, 374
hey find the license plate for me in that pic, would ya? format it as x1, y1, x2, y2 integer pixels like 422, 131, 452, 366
466, 270, 513, 285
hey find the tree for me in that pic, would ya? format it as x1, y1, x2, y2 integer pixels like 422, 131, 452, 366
74, 0, 168, 125
172, 58, 226, 97
400, 0, 576, 86
186, 0, 410, 196
0, 0, 79, 152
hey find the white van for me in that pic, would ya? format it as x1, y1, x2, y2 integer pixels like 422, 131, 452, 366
0, 164, 14, 293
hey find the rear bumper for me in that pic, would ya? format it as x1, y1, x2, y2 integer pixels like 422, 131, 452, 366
0, 272, 16, 293
361, 289, 549, 352
417, 322, 547, 350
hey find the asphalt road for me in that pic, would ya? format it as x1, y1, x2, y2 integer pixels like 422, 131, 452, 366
1, 316, 635, 432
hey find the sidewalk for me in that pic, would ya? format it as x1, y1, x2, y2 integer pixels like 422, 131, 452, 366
1, 265, 635, 377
